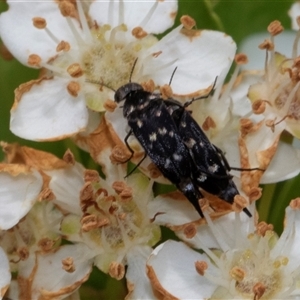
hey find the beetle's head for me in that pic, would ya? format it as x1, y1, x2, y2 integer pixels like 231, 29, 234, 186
114, 83, 143, 103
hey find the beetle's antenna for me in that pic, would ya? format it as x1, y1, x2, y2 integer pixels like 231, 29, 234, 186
129, 58, 138, 83
168, 67, 178, 86
184, 76, 218, 108
86, 78, 116, 92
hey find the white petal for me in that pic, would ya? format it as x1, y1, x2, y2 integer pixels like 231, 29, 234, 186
0, 167, 42, 230
126, 245, 155, 300
0, 1, 79, 66
89, 0, 177, 34
260, 142, 300, 184
177, 209, 255, 250
47, 163, 85, 215
149, 192, 200, 225
229, 71, 262, 117
147, 241, 217, 299
19, 244, 92, 299
240, 31, 299, 70
10, 78, 89, 141
0, 247, 11, 297
289, 3, 300, 30
142, 27, 236, 95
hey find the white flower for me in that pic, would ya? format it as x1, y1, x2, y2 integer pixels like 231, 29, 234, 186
0, 246, 11, 298
47, 155, 160, 298
0, 164, 43, 230
0, 0, 235, 142
6, 243, 92, 300
147, 199, 300, 299
235, 21, 300, 189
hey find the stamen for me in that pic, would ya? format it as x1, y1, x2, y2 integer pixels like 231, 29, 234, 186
118, 0, 125, 25
138, 1, 158, 29
32, 17, 60, 44
109, 23, 127, 46
76, 0, 92, 42
65, 15, 85, 46
282, 81, 300, 115
203, 210, 230, 252
292, 28, 300, 58
218, 54, 242, 104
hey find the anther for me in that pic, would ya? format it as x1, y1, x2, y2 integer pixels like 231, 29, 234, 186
56, 40, 71, 52
230, 266, 245, 282
232, 195, 248, 213
104, 99, 117, 112
256, 221, 274, 236
84, 170, 100, 183
108, 261, 125, 280
252, 100, 267, 114
141, 79, 155, 92
32, 17, 47, 29
195, 261, 208, 276
62, 257, 75, 273
267, 20, 284, 36
110, 146, 131, 164
63, 149, 75, 165
258, 39, 274, 51
183, 223, 197, 239
202, 116, 216, 131
67, 63, 83, 78
180, 15, 196, 30
38, 237, 55, 253
17, 246, 29, 261
132, 26, 148, 39
147, 163, 162, 179
28, 54, 42, 67
235, 53, 248, 65
59, 1, 77, 18
81, 214, 109, 231
290, 197, 300, 209
119, 187, 133, 201
112, 181, 127, 194
67, 81, 81, 97
253, 282, 266, 300
160, 84, 173, 99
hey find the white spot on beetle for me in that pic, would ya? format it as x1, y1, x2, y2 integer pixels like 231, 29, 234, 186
173, 153, 182, 161
149, 132, 157, 141
137, 119, 143, 128
158, 127, 167, 135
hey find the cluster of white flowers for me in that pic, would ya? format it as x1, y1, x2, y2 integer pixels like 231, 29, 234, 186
1, 0, 300, 299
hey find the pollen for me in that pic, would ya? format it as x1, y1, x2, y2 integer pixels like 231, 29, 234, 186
180, 15, 196, 30
56, 40, 71, 52
132, 26, 148, 39
67, 81, 81, 97
202, 116, 216, 131
109, 261, 125, 280
104, 99, 117, 112
252, 100, 267, 114
67, 63, 83, 78
59, 1, 77, 18
32, 17, 47, 29
235, 53, 248, 65
195, 261, 208, 276
267, 20, 284, 36
28, 54, 42, 67
62, 257, 75, 273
